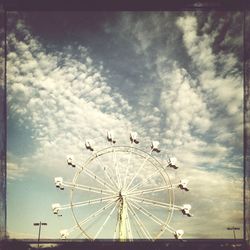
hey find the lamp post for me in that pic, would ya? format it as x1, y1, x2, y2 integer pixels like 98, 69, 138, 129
33, 221, 47, 248
227, 227, 240, 242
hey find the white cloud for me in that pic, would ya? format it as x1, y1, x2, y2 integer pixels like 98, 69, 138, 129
176, 14, 243, 117
10, 83, 31, 102
7, 162, 28, 181
159, 65, 212, 149
177, 16, 217, 72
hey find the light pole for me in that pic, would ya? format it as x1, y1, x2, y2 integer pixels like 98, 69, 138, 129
33, 221, 47, 248
227, 227, 240, 242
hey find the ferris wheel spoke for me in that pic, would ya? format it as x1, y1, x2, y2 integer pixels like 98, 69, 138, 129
112, 146, 122, 189
156, 223, 176, 239
113, 212, 120, 240
127, 196, 178, 210
129, 200, 162, 226
125, 204, 133, 240
124, 149, 153, 192
70, 195, 117, 209
129, 195, 181, 210
127, 200, 152, 239
94, 153, 120, 190
75, 198, 118, 236
94, 201, 119, 239
130, 214, 143, 238
63, 181, 116, 195
127, 167, 162, 194
65, 219, 88, 236
126, 201, 152, 239
129, 200, 176, 239
75, 163, 117, 193
129, 200, 175, 235
123, 147, 133, 189
128, 185, 174, 196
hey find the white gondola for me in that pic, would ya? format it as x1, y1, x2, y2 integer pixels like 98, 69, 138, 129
181, 204, 192, 217
85, 139, 95, 151
151, 141, 160, 153
52, 203, 61, 214
107, 131, 116, 144
130, 132, 139, 144
60, 229, 69, 239
55, 177, 64, 190
174, 229, 184, 239
167, 157, 178, 169
178, 179, 189, 191
67, 155, 76, 167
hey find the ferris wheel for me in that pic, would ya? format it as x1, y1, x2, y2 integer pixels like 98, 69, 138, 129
52, 131, 192, 240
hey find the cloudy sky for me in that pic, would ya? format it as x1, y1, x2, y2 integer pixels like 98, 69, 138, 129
6, 11, 244, 239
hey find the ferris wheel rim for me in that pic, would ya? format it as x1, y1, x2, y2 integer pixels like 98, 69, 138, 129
69, 145, 175, 240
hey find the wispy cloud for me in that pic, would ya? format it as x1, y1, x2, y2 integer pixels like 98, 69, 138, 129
7, 161, 27, 181
176, 14, 243, 116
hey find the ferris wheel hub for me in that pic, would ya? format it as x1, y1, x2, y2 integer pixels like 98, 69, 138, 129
120, 189, 127, 197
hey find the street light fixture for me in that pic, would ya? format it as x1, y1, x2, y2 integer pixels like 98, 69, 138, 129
227, 227, 240, 242
33, 221, 47, 248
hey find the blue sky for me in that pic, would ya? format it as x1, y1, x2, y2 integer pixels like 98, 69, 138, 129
6, 11, 244, 239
